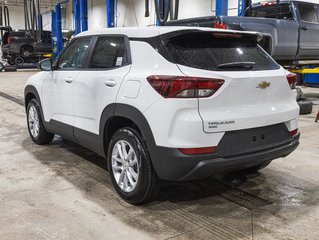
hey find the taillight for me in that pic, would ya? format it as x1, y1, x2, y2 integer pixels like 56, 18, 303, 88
179, 147, 216, 155
213, 22, 227, 29
261, 2, 275, 6
146, 75, 225, 98
289, 129, 298, 136
286, 73, 296, 89
8, 37, 12, 44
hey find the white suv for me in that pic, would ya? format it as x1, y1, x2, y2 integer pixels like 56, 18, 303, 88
24, 27, 300, 204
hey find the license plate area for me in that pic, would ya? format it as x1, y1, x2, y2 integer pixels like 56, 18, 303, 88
217, 123, 291, 157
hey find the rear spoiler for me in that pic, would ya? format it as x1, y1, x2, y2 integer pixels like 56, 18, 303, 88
161, 29, 263, 44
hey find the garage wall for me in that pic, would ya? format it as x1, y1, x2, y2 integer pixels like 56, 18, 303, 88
4, 6, 53, 30
5, 0, 319, 31
4, 4, 72, 31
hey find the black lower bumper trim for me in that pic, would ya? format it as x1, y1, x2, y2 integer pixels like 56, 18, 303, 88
150, 134, 299, 181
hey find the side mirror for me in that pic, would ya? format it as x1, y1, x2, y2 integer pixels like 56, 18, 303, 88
38, 58, 52, 71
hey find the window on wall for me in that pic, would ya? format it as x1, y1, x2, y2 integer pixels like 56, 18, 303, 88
299, 3, 319, 23
88, 36, 130, 69
57, 37, 91, 70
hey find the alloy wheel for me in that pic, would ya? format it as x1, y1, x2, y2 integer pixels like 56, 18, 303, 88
28, 105, 40, 138
111, 140, 139, 193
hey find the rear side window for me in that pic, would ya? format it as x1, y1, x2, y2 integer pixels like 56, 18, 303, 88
299, 3, 319, 23
163, 32, 279, 71
10, 31, 26, 37
88, 36, 130, 69
41, 31, 52, 40
246, 4, 293, 20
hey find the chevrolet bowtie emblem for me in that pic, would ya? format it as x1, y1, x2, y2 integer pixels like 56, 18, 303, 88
257, 81, 271, 89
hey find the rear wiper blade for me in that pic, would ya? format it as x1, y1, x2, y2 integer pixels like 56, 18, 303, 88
217, 62, 256, 69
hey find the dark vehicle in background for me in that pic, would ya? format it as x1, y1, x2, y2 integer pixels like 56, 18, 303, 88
1, 28, 52, 65
166, 1, 319, 65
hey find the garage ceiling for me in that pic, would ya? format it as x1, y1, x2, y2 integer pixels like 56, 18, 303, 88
0, 0, 61, 8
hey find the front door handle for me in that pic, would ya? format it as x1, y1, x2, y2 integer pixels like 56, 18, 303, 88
64, 77, 73, 83
301, 26, 309, 30
104, 79, 116, 87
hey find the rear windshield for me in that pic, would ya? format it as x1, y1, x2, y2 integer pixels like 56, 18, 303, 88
245, 4, 293, 20
161, 32, 279, 71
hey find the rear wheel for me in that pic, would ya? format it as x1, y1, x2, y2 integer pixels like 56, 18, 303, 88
107, 127, 161, 205
21, 46, 33, 58
27, 99, 54, 145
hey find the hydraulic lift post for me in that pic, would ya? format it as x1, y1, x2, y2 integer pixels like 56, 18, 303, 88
55, 4, 63, 57
106, 0, 116, 28
216, 0, 228, 16
51, 10, 58, 59
74, 0, 81, 34
238, 0, 246, 16
80, 0, 88, 32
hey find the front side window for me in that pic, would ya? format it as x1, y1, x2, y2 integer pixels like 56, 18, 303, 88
299, 3, 319, 23
88, 36, 129, 69
57, 37, 91, 70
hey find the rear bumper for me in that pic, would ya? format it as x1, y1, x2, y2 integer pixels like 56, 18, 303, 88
151, 133, 299, 181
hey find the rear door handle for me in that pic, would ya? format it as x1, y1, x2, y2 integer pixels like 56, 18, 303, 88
301, 26, 309, 30
64, 77, 73, 83
104, 79, 116, 87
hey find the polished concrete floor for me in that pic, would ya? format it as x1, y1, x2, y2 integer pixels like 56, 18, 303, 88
0, 70, 318, 240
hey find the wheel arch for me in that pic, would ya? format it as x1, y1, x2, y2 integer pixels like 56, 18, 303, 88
24, 85, 46, 127
99, 103, 157, 161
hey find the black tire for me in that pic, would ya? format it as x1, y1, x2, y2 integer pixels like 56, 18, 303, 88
21, 45, 33, 58
7, 60, 14, 65
107, 127, 161, 205
4, 66, 17, 72
298, 98, 313, 115
26, 99, 54, 145
0, 62, 4, 72
14, 56, 24, 66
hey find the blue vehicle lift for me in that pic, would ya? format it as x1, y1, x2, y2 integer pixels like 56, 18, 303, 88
238, 0, 246, 16
52, 0, 88, 58
216, 0, 228, 16
106, 0, 116, 28
51, 0, 246, 57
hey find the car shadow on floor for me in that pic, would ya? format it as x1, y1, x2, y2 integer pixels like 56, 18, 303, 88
22, 134, 314, 206
21, 134, 317, 235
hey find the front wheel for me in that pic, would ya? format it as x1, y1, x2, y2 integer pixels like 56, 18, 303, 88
27, 99, 54, 145
107, 127, 161, 205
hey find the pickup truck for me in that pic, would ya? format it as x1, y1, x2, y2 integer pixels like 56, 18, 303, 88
166, 1, 319, 65
1, 27, 52, 65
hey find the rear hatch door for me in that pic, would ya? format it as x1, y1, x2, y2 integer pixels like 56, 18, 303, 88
162, 30, 298, 133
